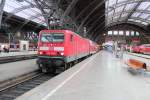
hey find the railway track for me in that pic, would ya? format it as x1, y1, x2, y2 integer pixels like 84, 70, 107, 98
0, 71, 53, 100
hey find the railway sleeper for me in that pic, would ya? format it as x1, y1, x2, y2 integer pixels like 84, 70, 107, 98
0, 93, 18, 98
9, 90, 26, 94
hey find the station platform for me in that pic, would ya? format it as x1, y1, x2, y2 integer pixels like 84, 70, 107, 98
0, 59, 38, 82
123, 52, 150, 68
0, 51, 37, 58
16, 51, 150, 100
0, 51, 37, 63
126, 52, 150, 59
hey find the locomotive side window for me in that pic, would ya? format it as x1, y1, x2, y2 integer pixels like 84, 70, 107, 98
70, 35, 73, 42
41, 33, 64, 42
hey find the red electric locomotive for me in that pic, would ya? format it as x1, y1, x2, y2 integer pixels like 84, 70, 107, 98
37, 30, 97, 73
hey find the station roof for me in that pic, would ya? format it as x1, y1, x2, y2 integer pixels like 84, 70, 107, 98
3, 0, 46, 26
106, 0, 150, 27
2, 0, 150, 42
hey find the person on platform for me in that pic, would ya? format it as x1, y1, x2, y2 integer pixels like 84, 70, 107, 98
0, 45, 1, 53
3, 46, 9, 53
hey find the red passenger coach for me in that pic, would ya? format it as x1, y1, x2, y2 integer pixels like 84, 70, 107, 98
37, 30, 98, 73
89, 40, 98, 54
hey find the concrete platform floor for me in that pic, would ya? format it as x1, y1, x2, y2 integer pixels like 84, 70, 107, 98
0, 59, 38, 82
16, 51, 150, 100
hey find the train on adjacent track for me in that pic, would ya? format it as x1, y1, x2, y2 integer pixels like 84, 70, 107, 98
37, 30, 99, 73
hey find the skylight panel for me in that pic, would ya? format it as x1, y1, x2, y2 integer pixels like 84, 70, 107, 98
106, 0, 150, 26
115, 6, 124, 13
138, 2, 150, 10
4, 0, 20, 10
4, 3, 15, 13
118, 0, 128, 3
132, 12, 141, 17
24, 9, 37, 15
121, 12, 128, 18
18, 1, 29, 5
139, 13, 149, 19
16, 11, 30, 19
26, 0, 36, 5
124, 3, 137, 11
108, 10, 114, 17
109, 0, 117, 7
10, 0, 23, 8
147, 17, 150, 21
30, 8, 42, 14
147, 7, 150, 10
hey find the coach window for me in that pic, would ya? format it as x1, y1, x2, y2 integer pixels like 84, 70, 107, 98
70, 35, 73, 42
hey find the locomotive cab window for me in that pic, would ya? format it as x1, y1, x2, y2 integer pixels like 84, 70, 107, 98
41, 33, 53, 42
40, 33, 64, 42
53, 33, 64, 42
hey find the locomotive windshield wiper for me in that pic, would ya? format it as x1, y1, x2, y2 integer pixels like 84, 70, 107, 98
45, 36, 53, 42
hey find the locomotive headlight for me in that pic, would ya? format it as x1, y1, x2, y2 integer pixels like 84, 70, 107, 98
60, 52, 64, 56
39, 51, 43, 55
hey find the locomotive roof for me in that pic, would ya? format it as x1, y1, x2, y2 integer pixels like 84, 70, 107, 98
40, 29, 92, 42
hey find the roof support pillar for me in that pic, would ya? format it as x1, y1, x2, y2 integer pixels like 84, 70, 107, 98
0, 0, 6, 28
